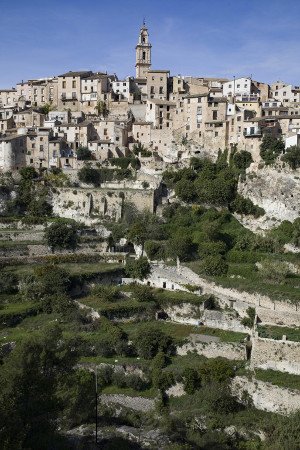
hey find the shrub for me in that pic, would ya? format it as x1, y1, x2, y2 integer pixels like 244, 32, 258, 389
111, 371, 127, 388
198, 240, 227, 259
78, 167, 100, 186
258, 259, 290, 284
0, 272, 18, 294
19, 167, 38, 180
144, 240, 166, 260
182, 368, 201, 394
199, 358, 234, 384
132, 284, 155, 302
94, 337, 115, 357
241, 307, 256, 328
201, 255, 228, 276
91, 285, 122, 302
97, 366, 113, 386
76, 147, 93, 161
230, 194, 265, 217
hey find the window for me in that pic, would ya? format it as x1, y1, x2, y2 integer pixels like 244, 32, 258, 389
104, 128, 107, 136
30, 158, 33, 163
62, 81, 66, 89
213, 111, 218, 120
142, 51, 146, 60
237, 84, 240, 88
40, 145, 43, 151
72, 92, 76, 99
215, 131, 218, 137
159, 87, 163, 94
72, 80, 76, 88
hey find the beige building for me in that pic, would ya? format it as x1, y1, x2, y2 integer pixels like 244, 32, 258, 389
146, 70, 170, 100
0, 89, 18, 108
57, 71, 93, 111
0, 133, 26, 171
26, 128, 51, 169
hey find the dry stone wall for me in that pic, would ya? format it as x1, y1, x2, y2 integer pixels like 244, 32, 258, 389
52, 186, 155, 223
177, 340, 246, 360
231, 376, 300, 415
250, 337, 300, 375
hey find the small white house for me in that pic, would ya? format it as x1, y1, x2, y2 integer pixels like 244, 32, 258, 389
223, 77, 252, 97
285, 133, 300, 149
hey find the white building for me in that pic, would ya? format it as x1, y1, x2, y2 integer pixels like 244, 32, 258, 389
285, 133, 300, 149
223, 77, 252, 98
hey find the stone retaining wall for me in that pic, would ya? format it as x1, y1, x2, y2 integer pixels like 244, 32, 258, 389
250, 337, 300, 375
231, 376, 300, 415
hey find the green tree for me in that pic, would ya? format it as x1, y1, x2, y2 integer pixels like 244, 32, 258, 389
232, 150, 253, 171
76, 147, 93, 161
45, 222, 79, 252
174, 179, 196, 202
95, 100, 109, 117
260, 135, 285, 165
21, 265, 70, 302
133, 324, 175, 359
78, 166, 100, 186
125, 256, 151, 280
281, 145, 300, 170
0, 324, 82, 449
168, 234, 194, 261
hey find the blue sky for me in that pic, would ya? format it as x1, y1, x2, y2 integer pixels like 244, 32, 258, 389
0, 0, 299, 88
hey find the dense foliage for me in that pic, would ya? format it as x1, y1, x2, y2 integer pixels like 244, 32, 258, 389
260, 135, 285, 165
45, 222, 79, 251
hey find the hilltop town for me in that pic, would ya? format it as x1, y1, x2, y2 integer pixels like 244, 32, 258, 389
1, 23, 300, 450
1, 23, 300, 171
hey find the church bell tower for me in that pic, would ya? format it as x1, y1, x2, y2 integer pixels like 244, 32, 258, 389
135, 21, 152, 78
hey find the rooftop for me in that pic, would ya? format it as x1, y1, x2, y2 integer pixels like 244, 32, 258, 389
58, 70, 93, 78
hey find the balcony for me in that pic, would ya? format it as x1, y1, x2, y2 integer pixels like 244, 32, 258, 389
60, 94, 77, 101
243, 128, 262, 137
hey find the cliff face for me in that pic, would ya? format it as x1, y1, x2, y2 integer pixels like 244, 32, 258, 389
238, 164, 300, 230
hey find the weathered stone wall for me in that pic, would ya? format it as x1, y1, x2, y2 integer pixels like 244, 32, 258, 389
52, 186, 155, 223
250, 336, 300, 374
177, 340, 246, 360
231, 376, 300, 415
202, 310, 249, 333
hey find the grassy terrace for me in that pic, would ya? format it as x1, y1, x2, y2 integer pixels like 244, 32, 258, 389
186, 257, 300, 304
121, 320, 247, 343
2, 262, 121, 277
257, 324, 300, 342
239, 368, 300, 391
100, 385, 157, 398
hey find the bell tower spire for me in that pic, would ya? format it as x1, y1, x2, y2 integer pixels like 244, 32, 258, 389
135, 22, 152, 78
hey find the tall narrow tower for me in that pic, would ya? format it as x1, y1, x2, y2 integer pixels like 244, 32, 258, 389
135, 21, 152, 78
